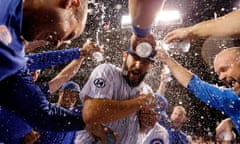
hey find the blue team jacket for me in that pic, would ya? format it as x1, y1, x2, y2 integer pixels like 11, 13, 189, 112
188, 75, 240, 134
0, 0, 26, 81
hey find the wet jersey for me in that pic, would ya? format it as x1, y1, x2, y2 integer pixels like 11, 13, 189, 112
0, 0, 27, 81
167, 127, 188, 144
188, 75, 240, 134
137, 123, 169, 144
0, 106, 32, 144
26, 48, 80, 72
75, 63, 153, 144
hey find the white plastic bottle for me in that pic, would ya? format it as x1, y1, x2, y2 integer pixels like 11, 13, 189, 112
92, 51, 104, 62
160, 37, 190, 54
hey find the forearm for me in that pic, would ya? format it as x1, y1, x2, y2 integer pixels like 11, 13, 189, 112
48, 57, 85, 94
83, 98, 143, 124
191, 10, 240, 38
129, 0, 165, 36
27, 48, 80, 72
165, 57, 192, 88
157, 82, 167, 96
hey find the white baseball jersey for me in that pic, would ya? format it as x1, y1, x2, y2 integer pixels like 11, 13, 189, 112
137, 123, 169, 144
75, 63, 153, 144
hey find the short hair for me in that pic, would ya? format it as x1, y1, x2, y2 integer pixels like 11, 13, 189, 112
173, 106, 187, 117
215, 47, 240, 66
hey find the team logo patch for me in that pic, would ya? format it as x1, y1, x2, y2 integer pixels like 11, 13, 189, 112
150, 138, 164, 144
94, 78, 105, 88
0, 25, 12, 45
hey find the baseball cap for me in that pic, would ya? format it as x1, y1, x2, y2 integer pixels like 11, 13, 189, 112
127, 43, 157, 62
60, 81, 81, 93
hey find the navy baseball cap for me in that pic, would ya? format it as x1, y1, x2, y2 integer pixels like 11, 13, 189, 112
127, 44, 157, 62
60, 81, 81, 93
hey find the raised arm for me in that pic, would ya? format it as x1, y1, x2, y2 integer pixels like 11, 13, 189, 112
156, 49, 193, 88
82, 93, 156, 124
129, 0, 166, 28
48, 41, 103, 94
157, 65, 172, 95
129, 0, 166, 37
165, 10, 240, 43
27, 48, 81, 72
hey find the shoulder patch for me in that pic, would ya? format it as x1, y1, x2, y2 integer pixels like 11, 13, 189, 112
150, 138, 164, 144
94, 78, 106, 88
0, 25, 12, 45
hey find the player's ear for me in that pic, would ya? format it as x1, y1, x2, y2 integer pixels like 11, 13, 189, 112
64, 0, 81, 9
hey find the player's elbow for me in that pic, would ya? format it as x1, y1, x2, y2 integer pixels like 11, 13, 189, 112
82, 98, 97, 124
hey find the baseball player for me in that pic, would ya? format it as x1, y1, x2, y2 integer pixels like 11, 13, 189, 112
74, 33, 159, 144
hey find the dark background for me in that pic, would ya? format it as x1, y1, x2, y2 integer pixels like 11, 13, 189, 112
31, 0, 240, 141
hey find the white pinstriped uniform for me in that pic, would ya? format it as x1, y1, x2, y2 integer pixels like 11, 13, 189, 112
75, 63, 153, 144
137, 123, 169, 144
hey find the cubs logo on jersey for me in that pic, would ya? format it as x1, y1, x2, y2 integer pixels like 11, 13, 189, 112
150, 138, 164, 144
94, 78, 106, 88
0, 25, 12, 46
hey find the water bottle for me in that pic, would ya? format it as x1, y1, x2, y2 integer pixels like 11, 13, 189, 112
162, 65, 172, 82
86, 38, 104, 62
160, 37, 190, 54
92, 51, 104, 62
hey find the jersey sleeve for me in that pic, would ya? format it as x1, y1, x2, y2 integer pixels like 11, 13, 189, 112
26, 48, 80, 72
187, 75, 240, 114
80, 64, 116, 101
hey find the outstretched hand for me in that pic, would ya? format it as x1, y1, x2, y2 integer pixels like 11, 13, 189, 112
137, 92, 157, 109
156, 49, 170, 64
80, 40, 104, 57
165, 27, 195, 44
23, 129, 41, 144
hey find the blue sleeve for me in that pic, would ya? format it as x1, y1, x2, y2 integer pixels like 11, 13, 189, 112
132, 25, 151, 37
26, 48, 80, 72
0, 106, 32, 144
187, 75, 240, 135
1, 71, 85, 131
187, 75, 239, 112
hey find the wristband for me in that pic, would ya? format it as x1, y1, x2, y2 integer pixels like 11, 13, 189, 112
132, 25, 151, 37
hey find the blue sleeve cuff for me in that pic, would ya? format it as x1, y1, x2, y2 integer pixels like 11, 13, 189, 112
132, 25, 151, 37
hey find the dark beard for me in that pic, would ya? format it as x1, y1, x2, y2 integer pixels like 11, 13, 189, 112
123, 73, 147, 87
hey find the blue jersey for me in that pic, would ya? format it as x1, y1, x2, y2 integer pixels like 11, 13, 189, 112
0, 106, 32, 144
167, 127, 188, 144
0, 0, 27, 81
160, 119, 188, 144
36, 105, 83, 144
27, 50, 82, 144
187, 75, 240, 134
0, 48, 82, 143
27, 48, 80, 99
